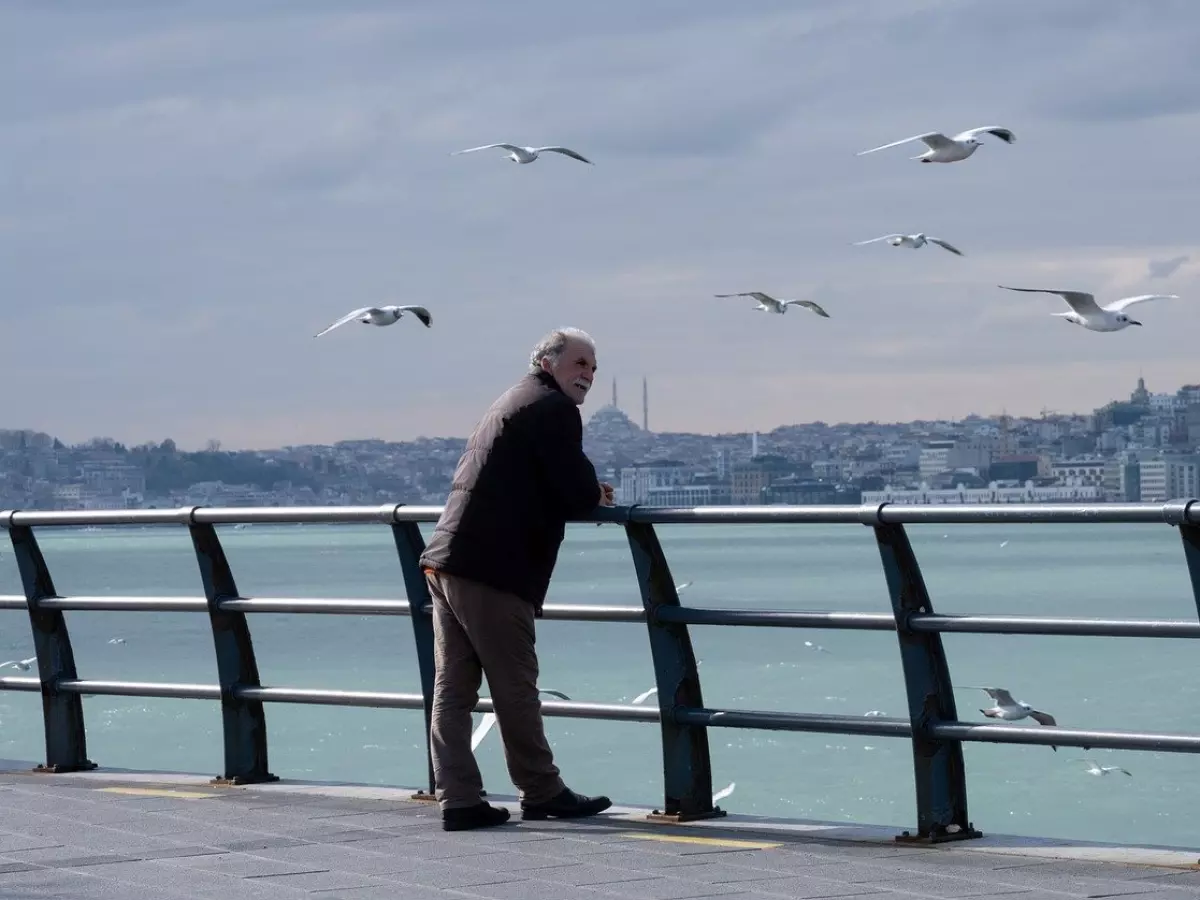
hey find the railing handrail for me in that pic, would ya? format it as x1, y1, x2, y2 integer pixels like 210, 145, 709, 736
2, 499, 1199, 844
1, 498, 1198, 528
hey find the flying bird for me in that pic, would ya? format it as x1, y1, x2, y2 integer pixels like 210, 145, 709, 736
470, 688, 571, 751
715, 292, 830, 318
853, 233, 963, 256
997, 286, 1178, 332
1071, 758, 1132, 777
967, 687, 1058, 749
314, 305, 432, 338
856, 126, 1016, 163
0, 657, 37, 671
451, 143, 592, 165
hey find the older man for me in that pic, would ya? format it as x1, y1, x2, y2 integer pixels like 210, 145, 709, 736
419, 327, 615, 831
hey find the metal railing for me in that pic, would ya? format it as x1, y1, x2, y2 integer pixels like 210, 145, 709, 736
2, 500, 1199, 843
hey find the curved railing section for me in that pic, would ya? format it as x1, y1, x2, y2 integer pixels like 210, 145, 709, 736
1, 500, 1198, 844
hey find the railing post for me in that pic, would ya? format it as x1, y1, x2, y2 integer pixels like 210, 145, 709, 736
187, 510, 277, 785
867, 507, 980, 843
4, 517, 97, 774
390, 508, 438, 801
1168, 501, 1200, 618
624, 516, 725, 823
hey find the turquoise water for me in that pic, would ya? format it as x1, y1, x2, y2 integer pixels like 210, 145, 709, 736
1, 520, 1198, 849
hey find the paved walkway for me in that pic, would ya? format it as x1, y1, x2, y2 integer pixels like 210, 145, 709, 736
1, 764, 1199, 899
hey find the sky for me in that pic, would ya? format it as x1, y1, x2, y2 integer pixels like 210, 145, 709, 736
2, 0, 1198, 450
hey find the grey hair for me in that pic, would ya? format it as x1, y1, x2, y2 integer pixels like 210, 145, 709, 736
528, 327, 596, 373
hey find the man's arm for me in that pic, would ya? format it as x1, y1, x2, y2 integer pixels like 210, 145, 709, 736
533, 399, 602, 518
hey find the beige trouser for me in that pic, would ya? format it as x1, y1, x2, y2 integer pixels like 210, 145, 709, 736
425, 569, 567, 810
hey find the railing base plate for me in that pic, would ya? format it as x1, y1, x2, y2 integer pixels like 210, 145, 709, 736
33, 760, 98, 774
895, 825, 983, 844
210, 773, 280, 786
646, 807, 728, 824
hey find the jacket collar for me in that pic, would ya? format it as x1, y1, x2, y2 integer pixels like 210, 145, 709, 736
531, 368, 565, 395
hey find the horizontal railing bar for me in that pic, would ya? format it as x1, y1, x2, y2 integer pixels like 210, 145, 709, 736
536, 604, 646, 622
876, 502, 1196, 525
193, 505, 401, 525
911, 614, 1200, 638
655, 607, 896, 630
35, 597, 209, 612
57, 680, 221, 699
235, 687, 425, 708
4, 500, 1196, 529
931, 722, 1200, 753
675, 708, 914, 737
0, 596, 27, 610
0, 677, 40, 692
218, 599, 411, 615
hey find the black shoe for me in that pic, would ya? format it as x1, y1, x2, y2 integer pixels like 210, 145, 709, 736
521, 787, 612, 821
442, 801, 511, 832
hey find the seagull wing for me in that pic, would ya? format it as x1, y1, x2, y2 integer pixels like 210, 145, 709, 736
928, 238, 964, 256
853, 234, 904, 245
975, 686, 1015, 705
716, 291, 779, 307
631, 687, 658, 704
450, 143, 521, 156
539, 689, 571, 701
953, 126, 1016, 144
470, 712, 498, 750
997, 286, 1102, 316
535, 146, 593, 164
397, 305, 433, 327
19, 657, 37, 666
1105, 293, 1179, 312
856, 132, 947, 155
315, 307, 377, 338
787, 300, 830, 318
1028, 709, 1057, 726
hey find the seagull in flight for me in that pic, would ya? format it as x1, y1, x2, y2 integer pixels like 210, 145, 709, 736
630, 687, 658, 705
857, 126, 1016, 163
715, 292, 830, 318
451, 143, 592, 165
314, 305, 432, 338
1071, 758, 1132, 777
470, 688, 571, 750
967, 687, 1057, 749
853, 233, 963, 256
997, 286, 1178, 332
0, 657, 37, 671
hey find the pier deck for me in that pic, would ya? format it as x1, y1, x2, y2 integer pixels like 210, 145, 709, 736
0, 764, 1197, 900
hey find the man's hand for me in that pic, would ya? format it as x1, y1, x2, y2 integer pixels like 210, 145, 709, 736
598, 481, 615, 507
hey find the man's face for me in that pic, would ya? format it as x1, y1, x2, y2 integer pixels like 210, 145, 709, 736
541, 339, 597, 405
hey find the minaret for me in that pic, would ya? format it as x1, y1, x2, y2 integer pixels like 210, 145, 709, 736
611, 377, 617, 409
751, 431, 759, 458
642, 376, 648, 431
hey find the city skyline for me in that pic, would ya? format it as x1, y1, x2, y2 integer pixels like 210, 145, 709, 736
2, 2, 1198, 449
4, 371, 1186, 454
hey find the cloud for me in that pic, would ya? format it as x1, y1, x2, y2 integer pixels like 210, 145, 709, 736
1, 0, 1199, 448
1147, 254, 1190, 279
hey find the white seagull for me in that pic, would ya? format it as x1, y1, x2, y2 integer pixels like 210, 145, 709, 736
969, 686, 1058, 739
1071, 758, 1132, 777
451, 143, 592, 165
470, 688, 571, 751
856, 126, 1016, 163
631, 687, 658, 705
715, 292, 830, 318
713, 782, 736, 803
314, 305, 432, 338
853, 233, 963, 256
675, 581, 693, 594
997, 286, 1178, 332
0, 657, 37, 671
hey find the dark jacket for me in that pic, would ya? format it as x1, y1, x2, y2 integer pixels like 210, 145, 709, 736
419, 370, 601, 611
